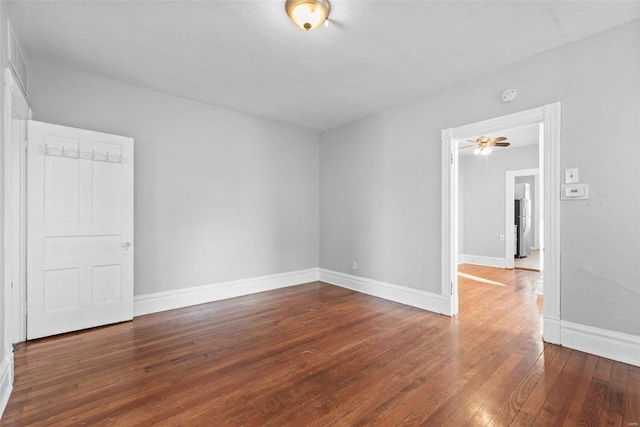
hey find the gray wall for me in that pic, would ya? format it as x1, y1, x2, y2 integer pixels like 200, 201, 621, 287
28, 60, 320, 296
461, 145, 538, 258
320, 21, 640, 336
320, 106, 438, 290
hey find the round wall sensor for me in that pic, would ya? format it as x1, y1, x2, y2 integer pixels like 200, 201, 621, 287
502, 88, 518, 102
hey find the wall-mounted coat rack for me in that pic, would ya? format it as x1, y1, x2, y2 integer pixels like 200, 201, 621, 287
37, 144, 128, 164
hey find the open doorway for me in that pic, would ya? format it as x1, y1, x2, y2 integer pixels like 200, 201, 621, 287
441, 103, 561, 344
458, 124, 540, 269
510, 171, 542, 273
457, 124, 541, 302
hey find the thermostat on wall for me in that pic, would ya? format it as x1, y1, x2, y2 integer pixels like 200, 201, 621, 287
561, 184, 590, 200
501, 88, 518, 102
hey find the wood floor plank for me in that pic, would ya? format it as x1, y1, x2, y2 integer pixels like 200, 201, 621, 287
517, 345, 573, 418
510, 410, 538, 426
55, 292, 405, 425
166, 308, 431, 425
623, 365, 640, 427
600, 361, 630, 427
595, 358, 614, 381
532, 350, 589, 426
341, 290, 538, 425
577, 377, 610, 427
434, 352, 525, 426
2, 267, 638, 426
497, 344, 560, 424
408, 308, 545, 425
560, 353, 599, 426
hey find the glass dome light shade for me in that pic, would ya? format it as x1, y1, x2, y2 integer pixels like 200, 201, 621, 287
285, 0, 330, 31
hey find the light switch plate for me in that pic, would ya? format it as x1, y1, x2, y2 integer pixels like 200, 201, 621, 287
565, 168, 579, 184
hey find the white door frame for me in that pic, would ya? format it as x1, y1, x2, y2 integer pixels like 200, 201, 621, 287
4, 68, 31, 346
506, 168, 540, 270
441, 102, 561, 344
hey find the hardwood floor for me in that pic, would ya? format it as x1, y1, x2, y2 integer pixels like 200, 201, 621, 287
2, 265, 638, 426
514, 250, 540, 271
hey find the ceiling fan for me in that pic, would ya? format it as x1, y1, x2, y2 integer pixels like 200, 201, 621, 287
460, 135, 510, 155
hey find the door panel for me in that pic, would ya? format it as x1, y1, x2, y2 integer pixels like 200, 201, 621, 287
43, 268, 80, 312
45, 155, 80, 225
93, 162, 123, 225
27, 120, 134, 339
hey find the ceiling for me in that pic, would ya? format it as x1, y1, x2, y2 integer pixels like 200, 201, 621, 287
7, 1, 640, 133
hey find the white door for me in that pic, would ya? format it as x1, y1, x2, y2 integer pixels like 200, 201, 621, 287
27, 121, 134, 339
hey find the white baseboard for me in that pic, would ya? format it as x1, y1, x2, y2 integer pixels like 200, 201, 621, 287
459, 254, 508, 269
134, 268, 319, 316
561, 321, 640, 367
543, 316, 561, 345
319, 269, 451, 316
136, 267, 451, 319
0, 353, 13, 419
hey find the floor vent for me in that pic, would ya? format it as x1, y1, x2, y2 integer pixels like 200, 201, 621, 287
7, 21, 27, 96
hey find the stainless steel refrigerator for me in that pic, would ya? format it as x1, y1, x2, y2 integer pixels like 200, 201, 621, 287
515, 198, 531, 258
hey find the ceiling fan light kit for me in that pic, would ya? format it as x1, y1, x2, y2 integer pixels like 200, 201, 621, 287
462, 135, 511, 156
285, 0, 330, 31
475, 147, 491, 156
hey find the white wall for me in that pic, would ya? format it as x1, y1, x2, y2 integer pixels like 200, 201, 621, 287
27, 60, 320, 296
320, 21, 640, 336
461, 145, 538, 259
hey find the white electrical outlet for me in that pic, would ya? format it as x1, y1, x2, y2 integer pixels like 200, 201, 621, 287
499, 234, 505, 241
352, 261, 357, 270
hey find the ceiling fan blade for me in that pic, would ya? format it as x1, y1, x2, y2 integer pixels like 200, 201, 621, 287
493, 142, 511, 147
458, 145, 476, 149
493, 136, 508, 142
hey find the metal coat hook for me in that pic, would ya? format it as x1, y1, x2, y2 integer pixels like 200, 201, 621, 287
38, 145, 127, 164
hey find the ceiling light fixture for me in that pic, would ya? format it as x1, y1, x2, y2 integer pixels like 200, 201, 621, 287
285, 0, 330, 31
462, 136, 510, 156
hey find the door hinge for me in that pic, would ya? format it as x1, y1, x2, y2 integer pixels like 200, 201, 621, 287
450, 282, 453, 295
450, 151, 454, 164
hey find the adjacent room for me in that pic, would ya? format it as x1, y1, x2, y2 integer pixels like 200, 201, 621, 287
0, 1, 639, 425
